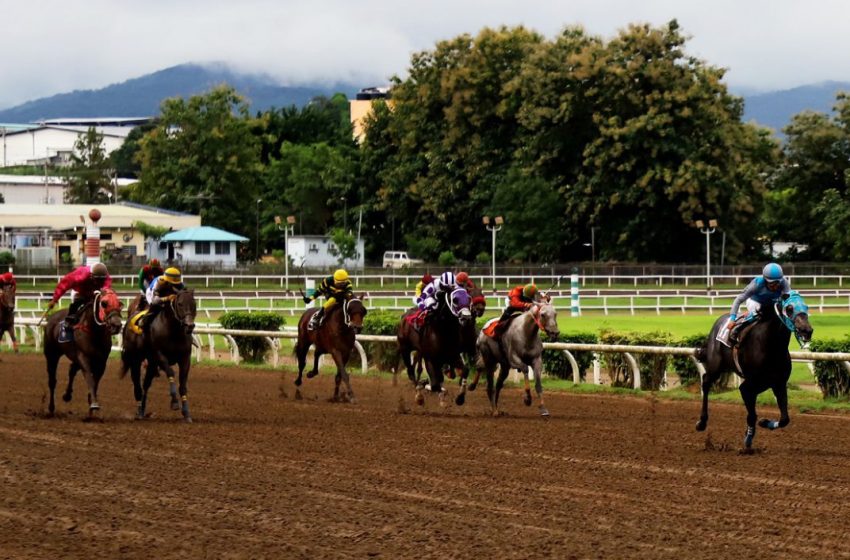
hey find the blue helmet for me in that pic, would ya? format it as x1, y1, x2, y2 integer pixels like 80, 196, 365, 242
763, 263, 784, 282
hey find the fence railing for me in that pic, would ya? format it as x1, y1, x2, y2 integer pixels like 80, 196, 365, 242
7, 319, 848, 393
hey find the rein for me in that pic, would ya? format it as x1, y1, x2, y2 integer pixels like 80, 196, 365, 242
529, 304, 547, 332
343, 298, 361, 327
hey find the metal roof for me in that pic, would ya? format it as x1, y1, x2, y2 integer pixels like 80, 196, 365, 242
162, 226, 248, 243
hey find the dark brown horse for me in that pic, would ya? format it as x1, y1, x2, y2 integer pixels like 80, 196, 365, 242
0, 283, 17, 352
43, 289, 123, 419
121, 289, 197, 422
294, 298, 367, 402
397, 288, 473, 405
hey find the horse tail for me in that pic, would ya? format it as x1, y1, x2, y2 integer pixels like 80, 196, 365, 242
695, 343, 707, 363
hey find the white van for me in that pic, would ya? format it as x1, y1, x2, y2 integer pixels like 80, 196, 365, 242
382, 251, 422, 268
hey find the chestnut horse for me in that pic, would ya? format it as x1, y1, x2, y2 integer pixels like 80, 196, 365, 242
0, 283, 17, 352
294, 298, 367, 402
121, 289, 197, 422
43, 289, 123, 419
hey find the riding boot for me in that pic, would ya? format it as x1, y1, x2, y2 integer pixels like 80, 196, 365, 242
308, 308, 325, 331
59, 301, 83, 343
143, 305, 161, 334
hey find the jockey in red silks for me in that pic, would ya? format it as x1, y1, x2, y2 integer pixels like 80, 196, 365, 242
493, 283, 544, 337
0, 271, 15, 289
47, 263, 112, 342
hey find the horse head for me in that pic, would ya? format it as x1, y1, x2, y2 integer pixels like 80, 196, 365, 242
468, 287, 486, 318
777, 291, 813, 345
0, 284, 15, 312
173, 289, 197, 334
447, 288, 473, 325
344, 298, 367, 334
95, 288, 123, 335
533, 301, 560, 339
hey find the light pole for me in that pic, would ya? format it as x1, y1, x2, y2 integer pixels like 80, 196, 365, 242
696, 219, 717, 290
275, 215, 296, 290
483, 216, 503, 290
256, 198, 262, 260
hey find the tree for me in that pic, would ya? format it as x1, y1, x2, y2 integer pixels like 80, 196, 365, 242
64, 127, 112, 204
132, 86, 262, 256
108, 120, 157, 178
327, 228, 358, 265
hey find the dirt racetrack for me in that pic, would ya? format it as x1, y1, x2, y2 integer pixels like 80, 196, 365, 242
3, 352, 850, 559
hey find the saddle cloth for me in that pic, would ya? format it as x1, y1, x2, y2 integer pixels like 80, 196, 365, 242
128, 309, 149, 335
482, 311, 523, 338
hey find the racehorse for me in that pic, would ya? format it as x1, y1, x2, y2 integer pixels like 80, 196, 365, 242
294, 298, 367, 403
475, 300, 560, 416
43, 289, 123, 419
0, 283, 18, 352
397, 288, 473, 405
696, 291, 813, 449
121, 289, 197, 422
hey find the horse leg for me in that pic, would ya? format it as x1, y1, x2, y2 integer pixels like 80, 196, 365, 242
76, 355, 102, 421
455, 357, 470, 406
519, 364, 533, 407
8, 327, 19, 353
63, 363, 79, 403
492, 362, 510, 416
307, 348, 322, 379
695, 368, 722, 431
139, 359, 158, 418
177, 354, 192, 423
294, 341, 308, 387
532, 355, 549, 417
740, 380, 758, 449
760, 383, 790, 431
45, 351, 59, 417
129, 358, 145, 419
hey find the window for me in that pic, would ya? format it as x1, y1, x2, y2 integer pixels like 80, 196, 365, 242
214, 242, 230, 255
195, 241, 210, 255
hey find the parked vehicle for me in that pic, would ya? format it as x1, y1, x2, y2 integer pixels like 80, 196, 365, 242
382, 251, 423, 269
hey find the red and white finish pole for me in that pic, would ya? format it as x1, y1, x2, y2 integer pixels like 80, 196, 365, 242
85, 208, 102, 266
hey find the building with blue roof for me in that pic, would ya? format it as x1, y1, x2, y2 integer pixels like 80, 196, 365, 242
148, 226, 248, 267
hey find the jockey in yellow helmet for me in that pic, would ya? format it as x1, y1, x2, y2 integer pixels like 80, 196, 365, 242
304, 269, 354, 330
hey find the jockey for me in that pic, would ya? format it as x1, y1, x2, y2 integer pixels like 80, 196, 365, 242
143, 267, 185, 330
137, 258, 164, 294
414, 273, 434, 299
47, 262, 112, 343
0, 271, 15, 289
455, 271, 475, 291
716, 262, 791, 347
304, 269, 354, 331
416, 271, 458, 314
494, 283, 543, 337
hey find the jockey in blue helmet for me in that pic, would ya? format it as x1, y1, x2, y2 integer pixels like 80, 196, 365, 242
716, 262, 791, 347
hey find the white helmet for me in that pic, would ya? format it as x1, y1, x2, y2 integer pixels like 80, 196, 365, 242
440, 272, 456, 287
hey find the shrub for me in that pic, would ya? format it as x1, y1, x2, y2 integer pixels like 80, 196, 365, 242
542, 332, 598, 381
438, 250, 456, 267
600, 330, 674, 390
360, 309, 401, 371
0, 251, 15, 265
219, 311, 285, 363
668, 333, 735, 390
475, 251, 490, 264
810, 337, 850, 399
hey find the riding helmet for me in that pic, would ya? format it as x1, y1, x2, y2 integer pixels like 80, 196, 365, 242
456, 271, 469, 284
762, 263, 784, 282
421, 273, 434, 285
164, 267, 182, 284
333, 269, 349, 283
440, 272, 456, 287
523, 283, 538, 299
90, 262, 109, 279
149, 258, 161, 268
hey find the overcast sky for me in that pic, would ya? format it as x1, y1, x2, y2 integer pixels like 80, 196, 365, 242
2, 0, 848, 109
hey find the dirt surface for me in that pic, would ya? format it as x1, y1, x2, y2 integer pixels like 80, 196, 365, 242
2, 352, 850, 559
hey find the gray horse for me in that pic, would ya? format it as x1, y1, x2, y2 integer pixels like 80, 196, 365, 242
475, 301, 560, 416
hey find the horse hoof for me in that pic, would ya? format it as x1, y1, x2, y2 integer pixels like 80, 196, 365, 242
348, 396, 357, 405
455, 393, 466, 406
539, 407, 550, 417
759, 419, 781, 430
62, 393, 72, 403
183, 416, 193, 424
468, 382, 477, 392
306, 370, 319, 379
171, 402, 180, 411
695, 420, 707, 432
523, 394, 532, 407
294, 377, 302, 387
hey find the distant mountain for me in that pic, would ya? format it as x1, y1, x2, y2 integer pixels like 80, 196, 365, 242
741, 81, 850, 134
0, 63, 360, 122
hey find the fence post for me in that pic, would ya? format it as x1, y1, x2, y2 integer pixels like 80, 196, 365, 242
570, 269, 580, 317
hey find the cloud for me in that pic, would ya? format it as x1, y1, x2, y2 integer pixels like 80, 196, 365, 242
1, 0, 848, 109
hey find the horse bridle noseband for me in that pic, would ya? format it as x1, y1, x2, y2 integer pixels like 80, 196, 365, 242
169, 291, 195, 326
343, 298, 362, 328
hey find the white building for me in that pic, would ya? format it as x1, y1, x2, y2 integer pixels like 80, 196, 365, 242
0, 174, 137, 204
0, 118, 148, 168
151, 226, 248, 268
287, 235, 365, 269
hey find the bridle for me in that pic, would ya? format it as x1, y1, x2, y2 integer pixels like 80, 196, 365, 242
343, 298, 363, 328
773, 291, 809, 347
169, 290, 196, 330
92, 290, 121, 327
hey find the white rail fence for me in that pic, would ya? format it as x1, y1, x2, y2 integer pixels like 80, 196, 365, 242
10, 273, 850, 289
8, 319, 850, 393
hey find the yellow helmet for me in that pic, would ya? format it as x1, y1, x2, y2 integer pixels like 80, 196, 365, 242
163, 267, 182, 284
333, 269, 349, 283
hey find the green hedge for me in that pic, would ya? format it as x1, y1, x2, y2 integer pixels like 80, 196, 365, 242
542, 332, 598, 381
360, 309, 400, 371
219, 311, 285, 363
669, 333, 733, 390
810, 337, 850, 399
600, 330, 674, 391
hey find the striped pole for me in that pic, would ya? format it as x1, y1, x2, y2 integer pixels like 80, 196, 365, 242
570, 268, 580, 317
85, 208, 102, 266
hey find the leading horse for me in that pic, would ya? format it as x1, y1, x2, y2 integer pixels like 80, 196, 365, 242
475, 300, 560, 416
43, 289, 123, 419
294, 298, 367, 403
121, 289, 197, 422
0, 283, 17, 352
397, 288, 473, 405
696, 291, 813, 449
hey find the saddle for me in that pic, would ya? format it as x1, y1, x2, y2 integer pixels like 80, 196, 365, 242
730, 316, 761, 375
482, 311, 523, 338
128, 309, 149, 335
405, 309, 428, 330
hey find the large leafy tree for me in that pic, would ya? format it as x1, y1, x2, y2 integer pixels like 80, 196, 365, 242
108, 120, 157, 178
132, 86, 262, 253
64, 127, 112, 204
